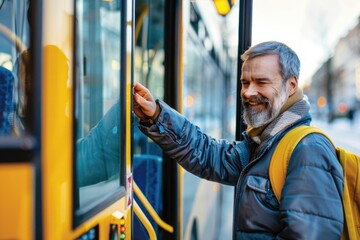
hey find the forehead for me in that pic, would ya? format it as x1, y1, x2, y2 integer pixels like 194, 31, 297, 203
242, 54, 281, 78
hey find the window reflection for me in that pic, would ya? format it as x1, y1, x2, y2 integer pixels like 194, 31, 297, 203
74, 0, 122, 219
76, 102, 121, 211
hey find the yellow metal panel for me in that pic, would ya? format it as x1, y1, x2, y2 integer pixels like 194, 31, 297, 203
42, 43, 73, 239
42, 1, 74, 239
126, 4, 133, 175
126, 9, 133, 240
0, 163, 33, 240
178, 1, 184, 239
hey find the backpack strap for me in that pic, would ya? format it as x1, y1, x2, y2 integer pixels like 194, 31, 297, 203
269, 125, 333, 202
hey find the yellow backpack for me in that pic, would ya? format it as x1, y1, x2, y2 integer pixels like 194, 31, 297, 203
269, 125, 360, 239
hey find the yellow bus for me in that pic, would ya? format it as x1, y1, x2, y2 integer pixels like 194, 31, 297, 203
0, 0, 238, 239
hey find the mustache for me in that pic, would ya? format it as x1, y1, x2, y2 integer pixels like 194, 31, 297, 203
242, 96, 270, 105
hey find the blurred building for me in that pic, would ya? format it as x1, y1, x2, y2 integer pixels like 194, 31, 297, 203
307, 17, 360, 121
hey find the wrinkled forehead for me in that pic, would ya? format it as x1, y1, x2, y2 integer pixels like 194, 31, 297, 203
243, 54, 279, 66
241, 54, 281, 77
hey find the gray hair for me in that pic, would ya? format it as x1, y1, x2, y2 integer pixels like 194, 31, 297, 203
241, 41, 300, 82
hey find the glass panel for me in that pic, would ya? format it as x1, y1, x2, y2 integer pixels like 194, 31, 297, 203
182, 2, 232, 236
183, 5, 225, 138
133, 0, 165, 161
0, 0, 31, 136
134, 0, 165, 99
133, 0, 165, 237
74, 0, 123, 222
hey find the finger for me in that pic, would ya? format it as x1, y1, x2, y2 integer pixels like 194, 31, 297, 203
134, 92, 156, 116
134, 82, 146, 93
134, 92, 149, 109
134, 92, 143, 105
134, 92, 151, 108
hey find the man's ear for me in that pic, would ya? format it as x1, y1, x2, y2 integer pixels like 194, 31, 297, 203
288, 76, 298, 96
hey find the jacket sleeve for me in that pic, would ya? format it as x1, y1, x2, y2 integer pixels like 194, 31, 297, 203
276, 133, 344, 239
138, 100, 250, 185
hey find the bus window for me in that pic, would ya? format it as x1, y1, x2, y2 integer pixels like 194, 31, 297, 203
73, 0, 125, 227
181, 2, 236, 238
134, 0, 165, 100
133, 0, 165, 157
0, 0, 31, 136
133, 0, 166, 238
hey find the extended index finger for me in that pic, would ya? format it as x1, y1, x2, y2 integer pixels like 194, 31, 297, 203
134, 82, 146, 92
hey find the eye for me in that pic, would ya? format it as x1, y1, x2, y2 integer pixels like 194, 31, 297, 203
256, 78, 271, 85
241, 80, 249, 86
258, 81, 268, 85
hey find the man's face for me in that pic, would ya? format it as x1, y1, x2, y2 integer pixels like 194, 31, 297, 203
241, 54, 289, 128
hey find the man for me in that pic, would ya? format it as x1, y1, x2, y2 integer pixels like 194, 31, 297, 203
133, 41, 344, 239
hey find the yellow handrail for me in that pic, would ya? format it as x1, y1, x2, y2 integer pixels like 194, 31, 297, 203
0, 24, 26, 53
133, 181, 174, 233
133, 200, 157, 240
135, 6, 149, 42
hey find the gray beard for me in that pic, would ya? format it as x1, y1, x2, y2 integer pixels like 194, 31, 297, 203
243, 103, 281, 128
242, 91, 288, 128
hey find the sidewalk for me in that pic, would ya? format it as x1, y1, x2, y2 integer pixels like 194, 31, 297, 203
312, 111, 360, 134
312, 116, 360, 154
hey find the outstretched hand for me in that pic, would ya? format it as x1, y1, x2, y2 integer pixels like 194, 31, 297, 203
133, 82, 157, 120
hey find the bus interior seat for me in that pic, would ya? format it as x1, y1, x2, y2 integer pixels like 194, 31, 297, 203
0, 66, 14, 134
133, 154, 163, 239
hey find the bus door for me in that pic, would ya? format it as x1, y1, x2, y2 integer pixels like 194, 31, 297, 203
133, 0, 168, 238
132, 0, 179, 239
72, 0, 175, 239
132, 0, 238, 240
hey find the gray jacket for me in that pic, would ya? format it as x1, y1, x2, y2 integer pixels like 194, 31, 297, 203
139, 100, 344, 240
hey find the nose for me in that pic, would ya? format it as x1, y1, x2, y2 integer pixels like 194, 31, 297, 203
242, 83, 258, 99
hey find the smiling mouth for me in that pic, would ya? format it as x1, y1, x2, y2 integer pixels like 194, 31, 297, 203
245, 101, 264, 108
243, 96, 270, 108
243, 100, 271, 112
248, 102, 260, 106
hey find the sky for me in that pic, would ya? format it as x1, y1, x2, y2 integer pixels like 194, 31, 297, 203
227, 0, 360, 86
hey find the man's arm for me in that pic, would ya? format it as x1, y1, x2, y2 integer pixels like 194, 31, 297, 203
137, 99, 250, 185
